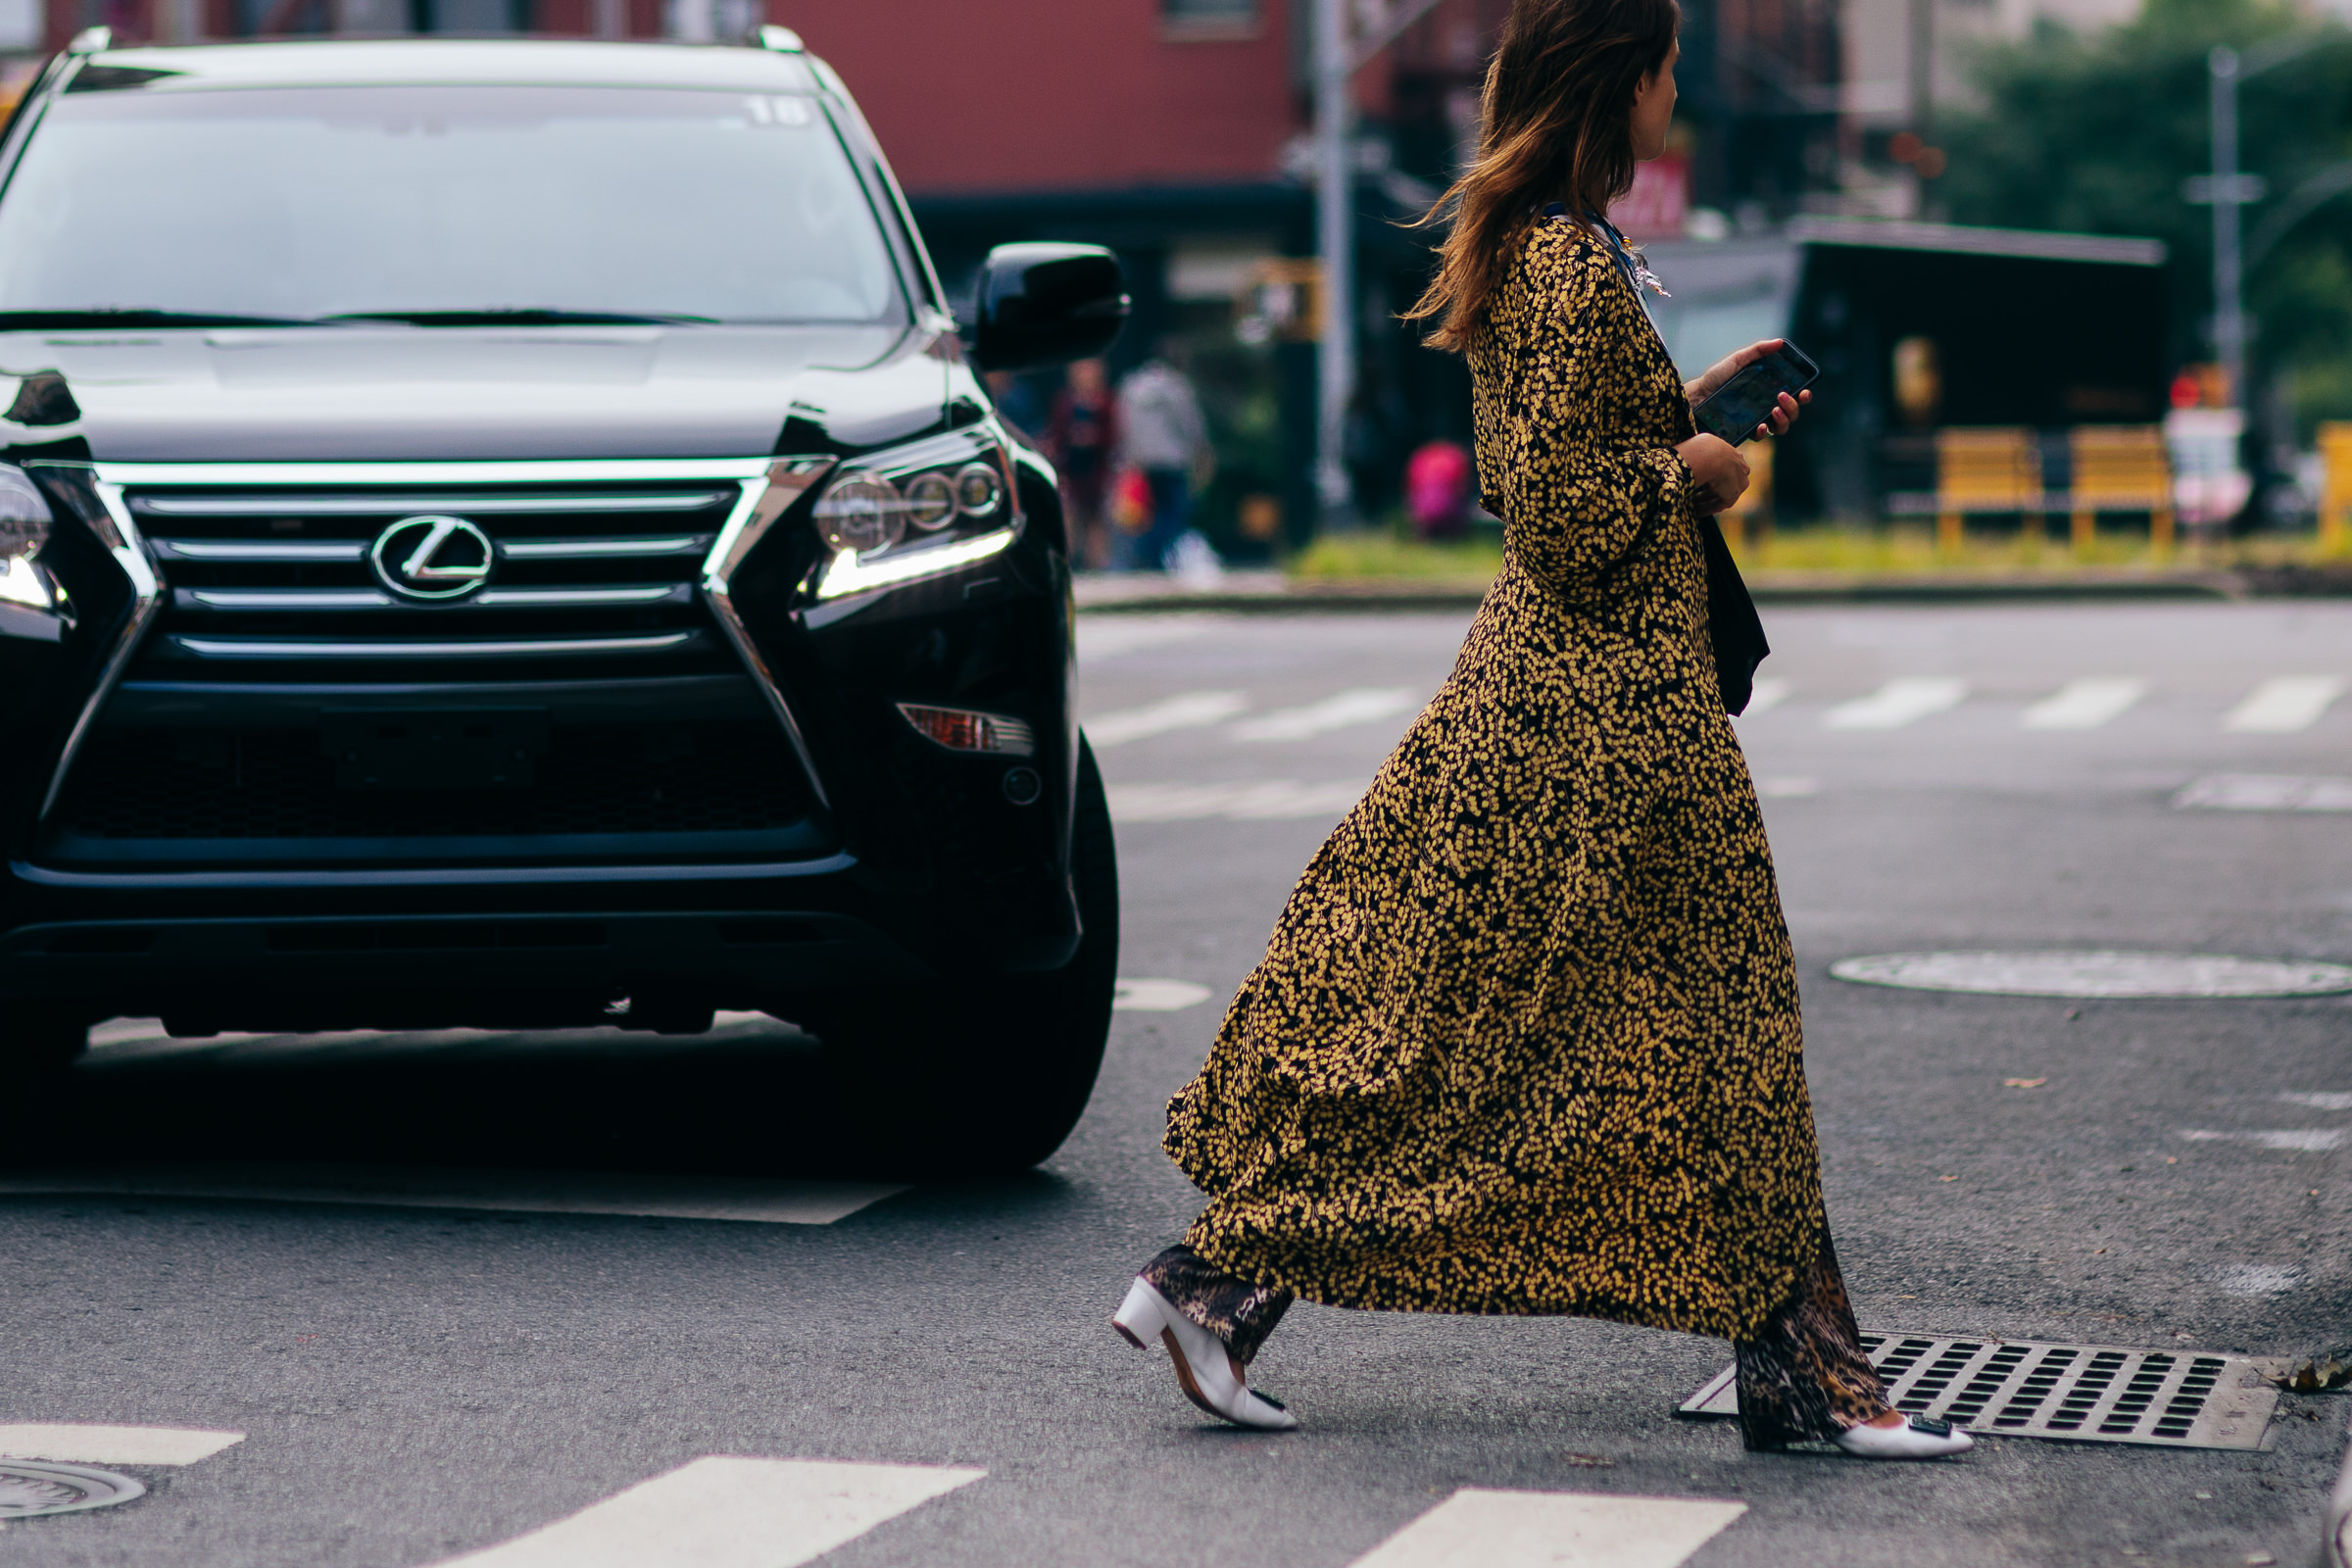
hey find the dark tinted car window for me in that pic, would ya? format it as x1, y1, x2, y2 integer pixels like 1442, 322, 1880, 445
0, 85, 904, 324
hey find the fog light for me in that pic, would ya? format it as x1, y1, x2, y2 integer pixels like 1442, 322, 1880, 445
898, 702, 1035, 757
1002, 766, 1042, 805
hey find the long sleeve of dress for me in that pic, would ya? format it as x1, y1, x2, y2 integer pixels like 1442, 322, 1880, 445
1473, 230, 1695, 603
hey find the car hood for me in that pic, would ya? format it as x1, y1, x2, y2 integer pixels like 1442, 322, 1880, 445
0, 321, 955, 463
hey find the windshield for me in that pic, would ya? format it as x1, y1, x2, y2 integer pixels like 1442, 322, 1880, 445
0, 84, 905, 325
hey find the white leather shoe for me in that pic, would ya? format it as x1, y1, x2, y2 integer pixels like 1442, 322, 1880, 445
1112, 1277, 1298, 1431
1834, 1412, 1974, 1458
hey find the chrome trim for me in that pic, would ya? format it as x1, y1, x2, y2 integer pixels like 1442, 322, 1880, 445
168, 631, 700, 660
499, 536, 710, 560
154, 540, 368, 563
136, 494, 733, 516
28, 466, 163, 823
702, 458, 837, 812
183, 588, 390, 611
97, 460, 779, 487
11, 852, 859, 889
176, 585, 688, 612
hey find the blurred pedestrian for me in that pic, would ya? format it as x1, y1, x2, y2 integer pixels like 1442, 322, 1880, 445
1108, 0, 1967, 1463
1046, 359, 1118, 570
1404, 438, 1473, 538
1114, 345, 1210, 572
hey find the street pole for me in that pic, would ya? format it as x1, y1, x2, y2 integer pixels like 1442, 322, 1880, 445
1313, 0, 1356, 529
2209, 45, 2246, 408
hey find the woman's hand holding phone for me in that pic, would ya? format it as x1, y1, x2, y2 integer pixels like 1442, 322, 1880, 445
1676, 433, 1749, 515
1687, 338, 1813, 442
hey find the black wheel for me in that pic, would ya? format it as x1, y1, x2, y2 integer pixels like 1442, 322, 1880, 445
804, 739, 1119, 1175
2, 1004, 90, 1074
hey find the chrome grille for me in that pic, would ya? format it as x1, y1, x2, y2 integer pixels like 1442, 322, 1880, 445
126, 480, 747, 677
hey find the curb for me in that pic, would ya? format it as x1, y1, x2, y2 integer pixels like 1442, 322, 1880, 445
1074, 572, 2256, 614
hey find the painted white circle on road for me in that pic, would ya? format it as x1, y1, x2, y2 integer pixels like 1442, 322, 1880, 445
1113, 978, 1215, 1011
1830, 951, 2352, 999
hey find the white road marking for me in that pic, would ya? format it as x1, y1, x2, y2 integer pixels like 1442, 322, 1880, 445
2215, 1264, 2301, 1297
2279, 1092, 2352, 1111
2175, 774, 2352, 811
1755, 776, 1819, 798
1085, 690, 1249, 748
1822, 677, 1967, 730
1106, 780, 1366, 823
1073, 613, 1216, 662
1345, 1489, 1745, 1568
1230, 687, 1421, 742
2023, 677, 2146, 730
1734, 677, 1790, 716
2224, 676, 2344, 733
2182, 1129, 2349, 1152
0, 1425, 244, 1466
430, 1456, 983, 1568
1113, 978, 1214, 1011
0, 1166, 906, 1225
1832, 952, 2352, 999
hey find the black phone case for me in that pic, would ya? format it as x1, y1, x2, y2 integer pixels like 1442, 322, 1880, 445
1693, 348, 1819, 444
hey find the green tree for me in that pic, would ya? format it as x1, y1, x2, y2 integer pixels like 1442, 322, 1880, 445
1937, 0, 2352, 438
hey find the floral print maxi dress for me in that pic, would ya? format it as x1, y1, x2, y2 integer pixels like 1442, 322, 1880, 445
1156, 218, 1884, 1442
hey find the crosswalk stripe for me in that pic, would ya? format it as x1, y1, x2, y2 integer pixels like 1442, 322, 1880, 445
1106, 780, 1366, 822
1085, 690, 1249, 748
2224, 676, 2344, 733
2175, 773, 2352, 810
1735, 677, 1790, 716
0, 1424, 244, 1466
429, 1457, 983, 1568
1823, 677, 1967, 730
0, 1166, 906, 1225
1345, 1489, 1745, 1568
1231, 687, 1422, 742
2023, 677, 2145, 730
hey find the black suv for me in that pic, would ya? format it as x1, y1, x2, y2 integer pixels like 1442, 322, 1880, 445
0, 30, 1127, 1170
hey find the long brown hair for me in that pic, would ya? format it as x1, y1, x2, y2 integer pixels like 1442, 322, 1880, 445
1402, 0, 1680, 353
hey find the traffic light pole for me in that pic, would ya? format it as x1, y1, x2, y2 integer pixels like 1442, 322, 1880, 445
2208, 46, 2247, 409
1314, 0, 1356, 529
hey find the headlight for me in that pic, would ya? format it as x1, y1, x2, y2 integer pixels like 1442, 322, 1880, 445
807, 428, 1016, 601
0, 465, 51, 563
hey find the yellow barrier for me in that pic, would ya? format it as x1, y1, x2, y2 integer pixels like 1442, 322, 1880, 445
2322, 422, 2352, 556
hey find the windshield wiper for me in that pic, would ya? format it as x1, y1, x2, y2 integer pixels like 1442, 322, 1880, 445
326, 309, 719, 327
0, 308, 326, 329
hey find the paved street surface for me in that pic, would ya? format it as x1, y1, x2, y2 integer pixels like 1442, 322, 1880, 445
7, 600, 2352, 1565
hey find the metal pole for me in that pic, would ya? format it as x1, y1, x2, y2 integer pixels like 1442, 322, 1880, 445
1313, 0, 1355, 528
2211, 45, 2245, 408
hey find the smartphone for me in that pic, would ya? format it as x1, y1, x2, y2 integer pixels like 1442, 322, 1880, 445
1691, 342, 1820, 445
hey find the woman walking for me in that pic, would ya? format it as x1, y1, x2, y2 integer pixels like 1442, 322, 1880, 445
1108, 0, 1970, 1460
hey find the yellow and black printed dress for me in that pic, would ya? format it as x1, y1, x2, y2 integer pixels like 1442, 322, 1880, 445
1151, 216, 1884, 1445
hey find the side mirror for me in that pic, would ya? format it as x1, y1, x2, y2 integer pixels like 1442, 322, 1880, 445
970, 243, 1130, 372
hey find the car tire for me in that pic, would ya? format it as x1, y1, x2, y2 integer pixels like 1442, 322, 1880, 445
805, 738, 1119, 1176
4, 1004, 90, 1074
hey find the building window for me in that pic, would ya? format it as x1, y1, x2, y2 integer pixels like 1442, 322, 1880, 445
1163, 0, 1258, 37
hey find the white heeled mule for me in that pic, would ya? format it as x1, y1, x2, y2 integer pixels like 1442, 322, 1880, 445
1112, 1277, 1298, 1431
1833, 1412, 1974, 1458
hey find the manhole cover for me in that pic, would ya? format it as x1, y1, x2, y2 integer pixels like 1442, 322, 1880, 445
1679, 1335, 2281, 1449
0, 1459, 145, 1517
1830, 951, 2352, 999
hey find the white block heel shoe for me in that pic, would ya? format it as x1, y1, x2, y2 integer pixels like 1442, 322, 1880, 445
1834, 1412, 1973, 1459
1112, 1277, 1298, 1431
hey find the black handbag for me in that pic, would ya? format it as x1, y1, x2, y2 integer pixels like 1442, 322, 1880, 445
1696, 514, 1769, 714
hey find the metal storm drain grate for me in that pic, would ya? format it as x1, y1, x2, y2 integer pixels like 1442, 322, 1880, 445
0, 1459, 146, 1517
1679, 1335, 2282, 1449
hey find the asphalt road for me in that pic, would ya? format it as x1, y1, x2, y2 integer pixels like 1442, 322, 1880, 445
6, 600, 2352, 1567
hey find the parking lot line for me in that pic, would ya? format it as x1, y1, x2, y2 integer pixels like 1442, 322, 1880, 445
1344, 1489, 1745, 1568
429, 1457, 983, 1568
0, 1424, 245, 1466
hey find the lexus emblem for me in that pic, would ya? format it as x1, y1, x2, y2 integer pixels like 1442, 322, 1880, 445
370, 515, 494, 602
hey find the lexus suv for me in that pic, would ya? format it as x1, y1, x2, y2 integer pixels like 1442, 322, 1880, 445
0, 30, 1128, 1171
